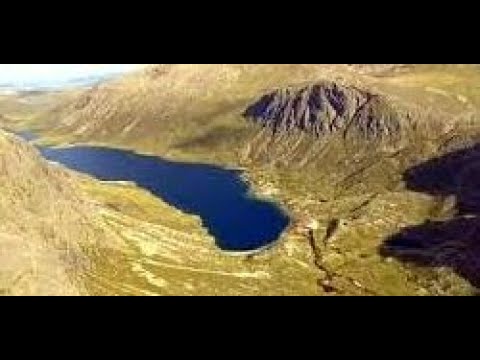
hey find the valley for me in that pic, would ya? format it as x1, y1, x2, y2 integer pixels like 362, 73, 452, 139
0, 128, 320, 295
20, 131, 290, 252
2, 64, 480, 296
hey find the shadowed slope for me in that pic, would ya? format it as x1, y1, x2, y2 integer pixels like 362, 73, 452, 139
381, 144, 480, 288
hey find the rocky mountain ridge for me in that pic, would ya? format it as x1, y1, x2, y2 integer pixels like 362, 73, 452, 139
243, 81, 409, 142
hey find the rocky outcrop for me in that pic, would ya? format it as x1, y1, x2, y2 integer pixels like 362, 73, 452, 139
243, 81, 408, 142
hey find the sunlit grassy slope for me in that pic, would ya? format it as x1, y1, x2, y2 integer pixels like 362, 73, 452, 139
3, 64, 480, 295
0, 129, 322, 295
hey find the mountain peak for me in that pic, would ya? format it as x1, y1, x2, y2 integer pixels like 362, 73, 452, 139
243, 81, 408, 141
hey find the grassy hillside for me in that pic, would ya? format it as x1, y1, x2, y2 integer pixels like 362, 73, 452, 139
35, 65, 362, 161
0, 129, 323, 295
4, 64, 480, 295
32, 65, 479, 161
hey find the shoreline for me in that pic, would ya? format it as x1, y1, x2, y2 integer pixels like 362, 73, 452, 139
12, 127, 291, 257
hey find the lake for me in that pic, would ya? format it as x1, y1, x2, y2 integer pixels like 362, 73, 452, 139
19, 132, 290, 251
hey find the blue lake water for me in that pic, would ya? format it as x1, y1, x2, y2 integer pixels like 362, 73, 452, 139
19, 132, 290, 251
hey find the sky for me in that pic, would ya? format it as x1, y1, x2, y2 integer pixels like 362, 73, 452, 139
0, 64, 148, 89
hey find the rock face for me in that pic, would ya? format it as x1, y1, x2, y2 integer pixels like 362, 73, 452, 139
243, 81, 406, 141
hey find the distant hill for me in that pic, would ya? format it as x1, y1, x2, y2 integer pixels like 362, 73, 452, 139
0, 69, 141, 94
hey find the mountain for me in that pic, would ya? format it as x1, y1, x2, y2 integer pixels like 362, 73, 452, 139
243, 81, 408, 141
12, 64, 480, 295
39, 64, 474, 156
38, 65, 360, 157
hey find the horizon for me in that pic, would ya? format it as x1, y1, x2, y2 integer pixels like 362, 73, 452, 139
0, 64, 148, 89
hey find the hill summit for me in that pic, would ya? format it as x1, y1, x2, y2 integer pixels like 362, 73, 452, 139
243, 81, 408, 141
